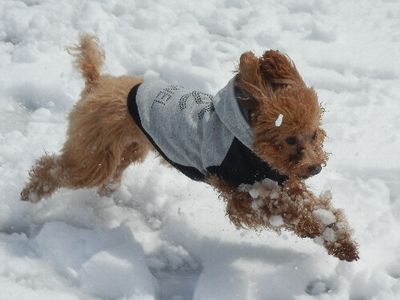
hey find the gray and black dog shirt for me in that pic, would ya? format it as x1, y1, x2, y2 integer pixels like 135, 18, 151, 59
127, 76, 287, 187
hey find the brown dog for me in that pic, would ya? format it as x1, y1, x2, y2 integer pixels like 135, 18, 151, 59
21, 35, 359, 261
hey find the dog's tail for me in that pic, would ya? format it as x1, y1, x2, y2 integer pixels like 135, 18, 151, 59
68, 34, 104, 86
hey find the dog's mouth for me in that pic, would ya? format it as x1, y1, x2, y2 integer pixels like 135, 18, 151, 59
288, 162, 323, 179
287, 149, 324, 178
307, 164, 322, 176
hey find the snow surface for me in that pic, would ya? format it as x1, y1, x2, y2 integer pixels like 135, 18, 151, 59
1, 0, 400, 299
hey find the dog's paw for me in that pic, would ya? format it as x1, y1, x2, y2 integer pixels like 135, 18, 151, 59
20, 185, 42, 202
325, 238, 360, 262
20, 187, 33, 202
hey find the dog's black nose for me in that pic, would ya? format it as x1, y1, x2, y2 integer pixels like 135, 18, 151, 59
308, 165, 322, 176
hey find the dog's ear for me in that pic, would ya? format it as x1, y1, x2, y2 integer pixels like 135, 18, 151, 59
238, 51, 260, 87
236, 51, 273, 103
260, 50, 305, 89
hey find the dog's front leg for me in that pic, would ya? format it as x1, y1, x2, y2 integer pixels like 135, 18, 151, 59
209, 176, 324, 233
282, 179, 359, 261
210, 176, 359, 261
208, 176, 271, 229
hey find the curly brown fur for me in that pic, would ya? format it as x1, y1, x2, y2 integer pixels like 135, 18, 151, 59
209, 176, 359, 261
67, 34, 105, 87
21, 35, 358, 261
237, 50, 328, 179
21, 34, 153, 201
230, 51, 356, 260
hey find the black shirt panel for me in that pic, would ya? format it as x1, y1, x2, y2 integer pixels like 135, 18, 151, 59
206, 138, 288, 187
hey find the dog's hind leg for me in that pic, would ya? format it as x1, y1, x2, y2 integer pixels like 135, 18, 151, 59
97, 141, 151, 196
20, 144, 119, 202
21, 154, 65, 202
21, 136, 126, 202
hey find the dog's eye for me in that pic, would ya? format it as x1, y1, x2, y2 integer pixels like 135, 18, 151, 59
312, 131, 317, 140
286, 137, 297, 145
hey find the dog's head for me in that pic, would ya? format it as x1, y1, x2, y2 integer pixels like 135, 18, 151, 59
237, 50, 328, 179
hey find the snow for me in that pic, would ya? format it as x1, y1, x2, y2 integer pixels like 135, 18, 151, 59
269, 215, 284, 227
313, 208, 336, 225
322, 228, 337, 243
1, 0, 400, 299
275, 114, 283, 127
